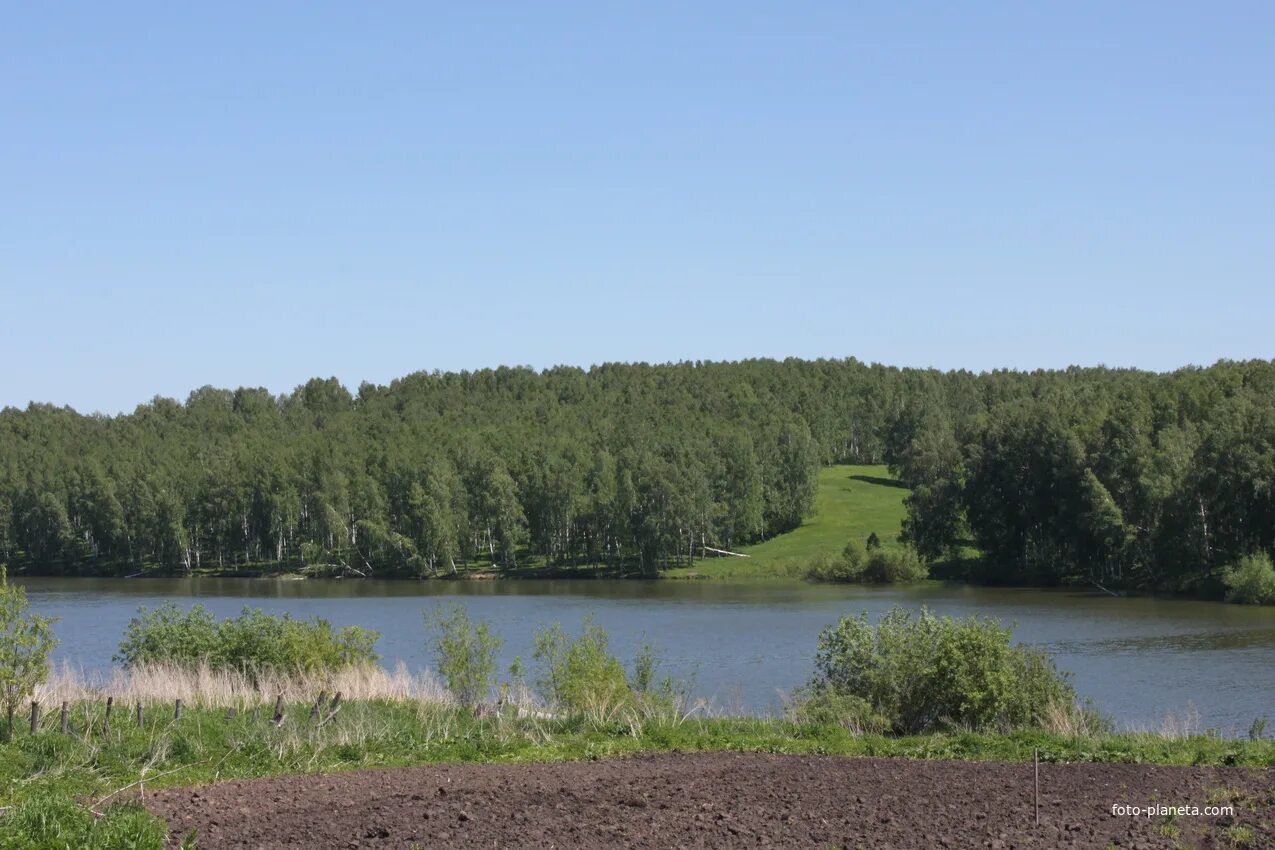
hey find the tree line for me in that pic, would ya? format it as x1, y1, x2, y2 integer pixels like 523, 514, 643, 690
1, 361, 843, 576
886, 359, 1275, 597
2, 357, 1273, 593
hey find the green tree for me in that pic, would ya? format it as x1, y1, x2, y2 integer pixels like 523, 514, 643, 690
533, 617, 632, 717
1076, 469, 1132, 586
765, 421, 820, 534
426, 603, 502, 709
1222, 552, 1275, 605
0, 567, 59, 738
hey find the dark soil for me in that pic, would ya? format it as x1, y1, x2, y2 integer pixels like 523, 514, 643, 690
146, 752, 1274, 849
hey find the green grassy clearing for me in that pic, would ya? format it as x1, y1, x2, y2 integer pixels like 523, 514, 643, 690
666, 464, 910, 579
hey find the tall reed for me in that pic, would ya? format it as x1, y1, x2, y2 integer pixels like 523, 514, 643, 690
35, 660, 452, 710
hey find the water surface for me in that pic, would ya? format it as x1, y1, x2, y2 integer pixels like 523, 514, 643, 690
19, 577, 1275, 733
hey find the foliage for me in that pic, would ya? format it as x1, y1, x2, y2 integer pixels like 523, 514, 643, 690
6, 357, 1275, 594
0, 363, 840, 578
0, 567, 58, 738
861, 548, 928, 583
804, 543, 862, 582
786, 690, 890, 734
426, 603, 502, 708
1222, 552, 1275, 605
806, 540, 928, 583
115, 603, 379, 674
885, 369, 1275, 597
533, 618, 634, 716
630, 642, 658, 693
803, 606, 1077, 734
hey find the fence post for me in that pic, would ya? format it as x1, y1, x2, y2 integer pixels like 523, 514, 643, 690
309, 691, 327, 723
103, 696, 113, 735
29, 701, 39, 735
319, 691, 343, 727
136, 702, 144, 729
1034, 748, 1040, 826
273, 694, 285, 726
174, 699, 183, 721
60, 701, 69, 734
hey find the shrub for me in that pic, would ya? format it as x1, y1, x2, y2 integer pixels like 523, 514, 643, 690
805, 541, 864, 582
0, 567, 59, 739
1222, 553, 1275, 605
533, 617, 632, 716
800, 606, 1076, 734
806, 542, 928, 584
860, 548, 928, 583
426, 603, 502, 708
115, 604, 379, 675
787, 690, 890, 734
631, 642, 658, 693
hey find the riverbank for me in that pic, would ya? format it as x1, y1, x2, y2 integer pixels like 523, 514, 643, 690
8, 462, 1264, 609
20, 575, 1275, 733
2, 695, 1272, 848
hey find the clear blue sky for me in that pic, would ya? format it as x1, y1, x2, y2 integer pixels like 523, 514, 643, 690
3, 2, 1272, 414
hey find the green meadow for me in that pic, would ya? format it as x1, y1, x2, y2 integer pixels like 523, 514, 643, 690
665, 464, 910, 580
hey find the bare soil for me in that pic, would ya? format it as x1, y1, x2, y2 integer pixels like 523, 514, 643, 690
146, 752, 1273, 849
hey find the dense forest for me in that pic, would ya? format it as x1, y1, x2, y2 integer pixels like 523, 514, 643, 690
886, 360, 1275, 597
1, 358, 1273, 595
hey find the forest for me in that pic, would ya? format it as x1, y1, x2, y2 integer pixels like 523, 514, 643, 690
1, 357, 1274, 597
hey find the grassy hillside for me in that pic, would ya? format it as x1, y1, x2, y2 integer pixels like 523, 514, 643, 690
666, 464, 910, 579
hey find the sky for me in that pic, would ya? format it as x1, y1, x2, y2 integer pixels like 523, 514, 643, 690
3, 2, 1273, 414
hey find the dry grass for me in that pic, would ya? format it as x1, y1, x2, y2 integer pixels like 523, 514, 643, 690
35, 661, 453, 710
1037, 698, 1111, 738
1144, 704, 1203, 739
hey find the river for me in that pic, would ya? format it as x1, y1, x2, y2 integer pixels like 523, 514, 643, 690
17, 577, 1275, 734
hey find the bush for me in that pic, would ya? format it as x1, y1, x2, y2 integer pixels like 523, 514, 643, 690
426, 603, 502, 708
533, 617, 633, 716
530, 618, 685, 721
0, 567, 58, 739
787, 690, 890, 734
1223, 553, 1275, 605
861, 548, 928, 583
800, 606, 1076, 734
115, 604, 379, 675
806, 541, 928, 584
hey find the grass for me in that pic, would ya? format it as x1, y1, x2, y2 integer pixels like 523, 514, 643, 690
665, 464, 910, 579
4, 660, 1274, 847
36, 659, 451, 708
1224, 824, 1256, 846
2, 693, 1273, 847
